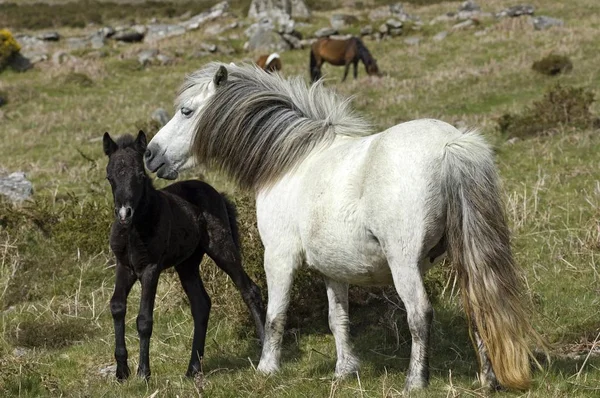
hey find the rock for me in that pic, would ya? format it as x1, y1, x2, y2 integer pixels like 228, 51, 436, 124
89, 32, 105, 49
404, 37, 420, 46
389, 28, 402, 37
369, 6, 391, 21
99, 26, 116, 38
452, 19, 476, 30
182, 1, 229, 30
390, 3, 404, 16
52, 51, 71, 66
156, 54, 173, 65
21, 52, 47, 64
66, 37, 88, 50
98, 364, 117, 378
204, 21, 238, 36
282, 33, 302, 49
370, 3, 414, 22
8, 53, 33, 72
532, 16, 564, 30
218, 44, 236, 55
138, 49, 159, 66
386, 19, 403, 30
249, 0, 310, 20
13, 347, 27, 357
314, 27, 337, 38
330, 14, 359, 30
496, 4, 535, 18
291, 0, 311, 19
360, 25, 373, 36
38, 32, 60, 41
433, 31, 448, 41
247, 28, 291, 52
459, 1, 480, 12
378, 24, 388, 35
299, 38, 317, 47
112, 30, 145, 43
200, 43, 217, 53
430, 13, 456, 25
144, 24, 185, 42
0, 172, 33, 202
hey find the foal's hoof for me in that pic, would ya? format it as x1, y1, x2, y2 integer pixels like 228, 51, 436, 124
115, 364, 130, 382
136, 368, 151, 381
185, 367, 202, 378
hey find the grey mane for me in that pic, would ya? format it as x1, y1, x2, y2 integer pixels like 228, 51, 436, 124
181, 62, 372, 190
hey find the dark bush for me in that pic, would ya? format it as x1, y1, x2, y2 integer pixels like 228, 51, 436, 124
62, 72, 94, 88
12, 317, 95, 349
532, 54, 573, 76
498, 84, 596, 138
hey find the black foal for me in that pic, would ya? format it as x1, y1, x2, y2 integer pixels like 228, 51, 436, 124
103, 130, 265, 381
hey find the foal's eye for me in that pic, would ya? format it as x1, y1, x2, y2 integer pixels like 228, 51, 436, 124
180, 107, 193, 117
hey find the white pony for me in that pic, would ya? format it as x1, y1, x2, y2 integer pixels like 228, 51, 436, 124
145, 63, 543, 392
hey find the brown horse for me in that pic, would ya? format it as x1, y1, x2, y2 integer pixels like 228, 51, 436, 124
256, 53, 282, 73
310, 36, 381, 82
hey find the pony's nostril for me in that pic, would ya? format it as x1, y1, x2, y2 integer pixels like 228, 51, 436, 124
125, 207, 132, 218
144, 149, 152, 159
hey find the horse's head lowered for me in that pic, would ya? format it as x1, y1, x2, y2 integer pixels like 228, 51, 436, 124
145, 65, 229, 180
103, 130, 149, 225
366, 59, 382, 77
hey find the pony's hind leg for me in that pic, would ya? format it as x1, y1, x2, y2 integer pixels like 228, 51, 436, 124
110, 261, 137, 381
473, 323, 502, 390
342, 62, 351, 82
257, 249, 299, 374
387, 249, 433, 392
176, 250, 210, 378
325, 278, 359, 377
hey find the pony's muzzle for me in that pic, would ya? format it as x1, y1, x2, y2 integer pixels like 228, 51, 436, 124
116, 206, 133, 224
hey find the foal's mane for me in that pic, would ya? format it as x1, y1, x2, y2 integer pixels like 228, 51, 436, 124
181, 62, 372, 190
115, 134, 138, 149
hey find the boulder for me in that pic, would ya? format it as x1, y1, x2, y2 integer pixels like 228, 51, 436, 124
0, 172, 33, 202
459, 1, 480, 12
330, 14, 359, 30
38, 32, 60, 41
144, 24, 186, 42
360, 25, 373, 36
433, 31, 448, 41
452, 19, 476, 30
282, 33, 302, 49
496, 4, 535, 18
112, 29, 145, 43
532, 16, 564, 30
89, 32, 105, 49
247, 28, 291, 52
404, 37, 420, 46
249, 0, 310, 20
8, 53, 33, 72
138, 49, 159, 66
181, 1, 229, 30
200, 43, 218, 53
314, 27, 337, 38
52, 51, 72, 66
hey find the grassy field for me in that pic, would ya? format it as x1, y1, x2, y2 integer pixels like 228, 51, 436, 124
1, 0, 600, 396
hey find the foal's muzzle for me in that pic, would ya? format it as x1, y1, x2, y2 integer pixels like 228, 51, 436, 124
116, 206, 134, 225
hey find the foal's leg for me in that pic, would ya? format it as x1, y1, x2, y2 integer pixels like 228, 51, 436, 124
324, 277, 359, 377
175, 250, 211, 378
136, 263, 161, 380
388, 249, 433, 392
257, 249, 298, 374
111, 262, 137, 381
206, 243, 265, 345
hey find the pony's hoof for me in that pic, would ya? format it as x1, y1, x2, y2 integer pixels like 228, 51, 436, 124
402, 378, 429, 395
257, 361, 279, 375
186, 367, 202, 378
136, 368, 151, 381
334, 357, 360, 378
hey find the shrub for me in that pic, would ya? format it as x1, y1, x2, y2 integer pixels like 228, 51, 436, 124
62, 72, 94, 87
12, 317, 95, 349
0, 29, 20, 70
532, 54, 573, 76
498, 84, 596, 138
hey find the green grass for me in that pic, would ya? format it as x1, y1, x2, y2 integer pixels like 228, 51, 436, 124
1, 0, 600, 396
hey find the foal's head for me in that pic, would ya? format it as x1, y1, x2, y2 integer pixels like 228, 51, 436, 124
103, 130, 149, 225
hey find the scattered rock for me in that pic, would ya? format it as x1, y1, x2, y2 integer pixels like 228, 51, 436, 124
99, 26, 116, 38
282, 33, 302, 49
532, 16, 564, 30
496, 4, 535, 18
299, 38, 317, 48
204, 21, 238, 36
144, 24, 185, 42
66, 37, 88, 51
98, 364, 117, 378
52, 51, 71, 66
360, 25, 373, 36
200, 43, 217, 53
152, 109, 170, 127
290, 0, 311, 19
138, 49, 159, 66
156, 54, 173, 65
369, 6, 392, 21
0, 172, 34, 202
433, 31, 448, 41
369, 3, 416, 22
8, 53, 33, 72
38, 32, 60, 41
89, 32, 105, 49
181, 1, 229, 31
13, 347, 27, 357
330, 14, 359, 30
459, 1, 480, 12
247, 28, 291, 52
378, 24, 388, 35
22, 52, 47, 65
386, 19, 403, 30
404, 37, 420, 46
314, 27, 338, 38
452, 19, 477, 30
249, 0, 310, 20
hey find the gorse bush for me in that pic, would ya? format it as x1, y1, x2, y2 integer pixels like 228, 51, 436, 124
498, 84, 597, 138
0, 29, 20, 69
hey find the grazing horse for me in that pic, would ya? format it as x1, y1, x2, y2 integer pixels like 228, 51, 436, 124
104, 130, 265, 381
144, 63, 545, 392
256, 53, 282, 73
310, 36, 381, 82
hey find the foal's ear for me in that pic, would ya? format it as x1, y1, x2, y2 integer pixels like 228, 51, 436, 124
103, 132, 118, 156
213, 65, 228, 87
135, 130, 147, 153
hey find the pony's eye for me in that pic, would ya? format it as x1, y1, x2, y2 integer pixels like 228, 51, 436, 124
180, 107, 193, 117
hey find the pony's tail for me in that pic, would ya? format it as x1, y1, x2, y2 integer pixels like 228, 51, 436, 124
441, 131, 545, 390
221, 193, 241, 250
309, 48, 320, 82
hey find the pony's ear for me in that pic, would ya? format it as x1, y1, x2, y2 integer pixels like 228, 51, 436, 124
135, 130, 147, 153
103, 132, 118, 156
213, 65, 228, 87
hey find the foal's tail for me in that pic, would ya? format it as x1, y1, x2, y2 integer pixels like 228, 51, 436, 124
441, 131, 545, 390
221, 194, 241, 250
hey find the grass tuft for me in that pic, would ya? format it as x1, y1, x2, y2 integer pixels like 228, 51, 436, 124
532, 54, 573, 76
12, 317, 96, 349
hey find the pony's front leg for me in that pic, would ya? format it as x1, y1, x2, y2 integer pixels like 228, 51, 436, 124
325, 278, 359, 377
473, 322, 502, 391
136, 263, 161, 380
110, 261, 137, 381
342, 63, 351, 82
257, 249, 298, 374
